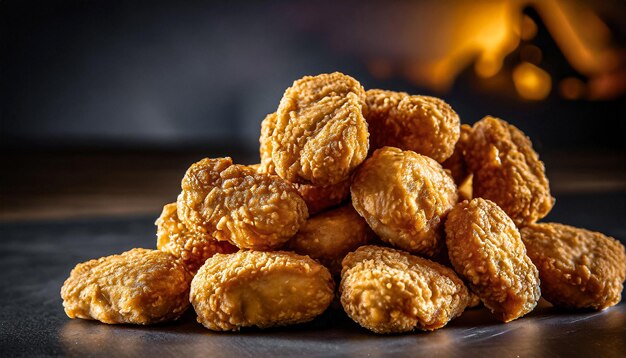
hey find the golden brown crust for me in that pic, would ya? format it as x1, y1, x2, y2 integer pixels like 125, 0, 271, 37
464, 116, 554, 226
61, 248, 192, 325
340, 246, 469, 333
190, 250, 335, 331
272, 72, 369, 185
445, 198, 540, 322
156, 203, 238, 274
351, 147, 458, 256
259, 112, 277, 175
285, 204, 375, 274
442, 123, 472, 185
293, 179, 351, 215
364, 89, 460, 163
520, 223, 626, 310
177, 157, 308, 250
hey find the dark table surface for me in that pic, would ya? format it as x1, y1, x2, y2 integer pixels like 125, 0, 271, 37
1, 192, 625, 357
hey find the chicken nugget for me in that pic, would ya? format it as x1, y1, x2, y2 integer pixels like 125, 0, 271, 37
258, 112, 277, 175
292, 179, 351, 215
465, 116, 554, 226
191, 250, 335, 331
272, 72, 369, 185
364, 89, 460, 163
177, 157, 308, 250
340, 245, 469, 333
61, 248, 191, 325
351, 146, 458, 256
156, 203, 238, 274
445, 198, 540, 322
285, 204, 375, 274
520, 223, 626, 310
442, 123, 472, 185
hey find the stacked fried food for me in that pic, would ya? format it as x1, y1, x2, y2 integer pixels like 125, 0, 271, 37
61, 72, 626, 334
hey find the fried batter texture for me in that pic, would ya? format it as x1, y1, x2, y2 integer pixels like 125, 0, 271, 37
292, 179, 351, 215
191, 250, 335, 331
156, 203, 238, 274
521, 223, 626, 310
445, 198, 540, 322
340, 246, 469, 333
285, 204, 375, 274
177, 157, 308, 250
272, 72, 369, 185
364, 89, 460, 162
61, 248, 192, 325
258, 112, 277, 175
442, 123, 472, 185
351, 146, 458, 256
464, 116, 554, 226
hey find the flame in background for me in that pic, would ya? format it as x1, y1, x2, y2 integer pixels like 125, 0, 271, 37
366, 0, 625, 100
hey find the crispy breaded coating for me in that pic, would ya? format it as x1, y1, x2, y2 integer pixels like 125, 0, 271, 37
442, 123, 472, 185
520, 223, 626, 310
61, 248, 191, 325
445, 198, 540, 322
272, 72, 369, 185
285, 204, 375, 274
364, 89, 460, 162
156, 203, 238, 274
351, 147, 458, 256
464, 116, 554, 226
258, 112, 277, 175
340, 246, 469, 333
191, 250, 335, 331
177, 157, 308, 250
293, 179, 351, 215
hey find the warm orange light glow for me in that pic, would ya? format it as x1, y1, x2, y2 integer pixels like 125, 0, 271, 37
520, 15, 538, 41
364, 0, 625, 100
559, 77, 586, 100
519, 44, 542, 65
513, 62, 551, 100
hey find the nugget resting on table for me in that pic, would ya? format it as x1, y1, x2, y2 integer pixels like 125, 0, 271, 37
285, 204, 375, 274
177, 157, 308, 250
340, 245, 470, 333
156, 202, 238, 274
61, 248, 192, 325
364, 89, 460, 162
191, 250, 335, 331
445, 198, 541, 322
464, 116, 554, 226
521, 223, 626, 310
351, 146, 458, 256
271, 72, 369, 185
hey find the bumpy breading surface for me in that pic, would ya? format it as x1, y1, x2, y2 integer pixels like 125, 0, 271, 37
340, 246, 469, 333
258, 112, 277, 175
520, 223, 626, 310
285, 204, 375, 274
464, 116, 554, 226
156, 203, 238, 274
445, 198, 540, 322
364, 89, 460, 163
61, 248, 192, 325
442, 123, 472, 185
177, 157, 308, 250
351, 147, 458, 256
272, 72, 369, 185
191, 250, 335, 331
293, 179, 351, 215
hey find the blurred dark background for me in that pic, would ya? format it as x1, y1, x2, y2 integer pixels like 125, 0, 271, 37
1, 0, 625, 221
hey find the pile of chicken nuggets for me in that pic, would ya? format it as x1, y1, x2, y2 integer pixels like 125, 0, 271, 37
61, 72, 626, 334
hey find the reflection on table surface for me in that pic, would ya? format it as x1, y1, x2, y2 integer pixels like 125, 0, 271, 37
58, 301, 626, 357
